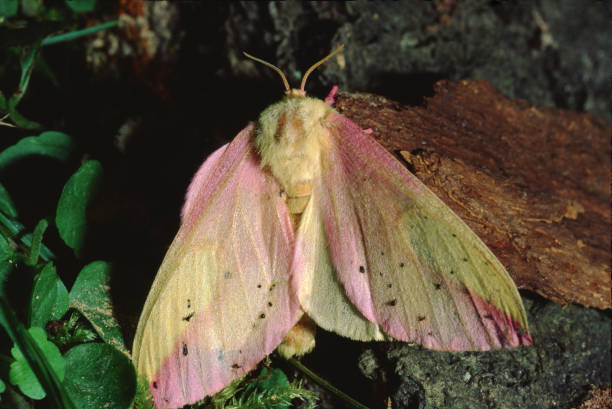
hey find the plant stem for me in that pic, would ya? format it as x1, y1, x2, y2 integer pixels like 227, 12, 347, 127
285, 357, 370, 409
42, 20, 119, 46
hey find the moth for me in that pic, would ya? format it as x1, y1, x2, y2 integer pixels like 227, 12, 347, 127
132, 45, 532, 409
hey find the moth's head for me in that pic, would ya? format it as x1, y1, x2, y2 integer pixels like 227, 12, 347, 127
243, 44, 344, 98
286, 89, 307, 98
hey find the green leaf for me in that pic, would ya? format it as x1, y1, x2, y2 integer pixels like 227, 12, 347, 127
5, 106, 42, 130
69, 261, 126, 352
0, 0, 18, 18
210, 366, 318, 409
29, 263, 69, 328
43, 20, 119, 46
0, 183, 18, 218
260, 367, 289, 391
245, 367, 289, 394
55, 160, 102, 256
0, 291, 74, 408
65, 0, 96, 13
0, 213, 54, 262
243, 368, 291, 409
0, 131, 73, 172
0, 234, 11, 259
0, 259, 12, 290
9, 327, 65, 400
11, 40, 41, 108
63, 343, 136, 409
26, 219, 47, 266
0, 377, 5, 394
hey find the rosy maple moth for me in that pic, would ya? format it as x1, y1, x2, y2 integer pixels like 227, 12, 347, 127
132, 45, 532, 409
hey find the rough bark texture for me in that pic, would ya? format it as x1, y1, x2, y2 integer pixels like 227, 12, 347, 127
335, 79, 611, 310
571, 386, 612, 409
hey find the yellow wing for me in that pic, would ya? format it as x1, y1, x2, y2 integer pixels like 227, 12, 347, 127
132, 125, 301, 408
299, 112, 531, 351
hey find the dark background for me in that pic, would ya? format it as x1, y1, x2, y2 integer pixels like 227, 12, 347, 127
1, 1, 610, 408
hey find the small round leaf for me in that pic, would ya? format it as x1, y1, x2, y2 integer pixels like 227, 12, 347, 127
64, 343, 136, 409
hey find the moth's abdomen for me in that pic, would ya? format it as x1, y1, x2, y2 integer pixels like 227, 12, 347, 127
279, 178, 317, 358
284, 181, 312, 230
285, 183, 311, 214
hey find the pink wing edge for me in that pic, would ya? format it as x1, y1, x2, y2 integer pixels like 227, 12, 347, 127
181, 142, 228, 222
148, 125, 303, 408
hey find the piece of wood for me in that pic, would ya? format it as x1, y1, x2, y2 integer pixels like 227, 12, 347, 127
335, 79, 611, 309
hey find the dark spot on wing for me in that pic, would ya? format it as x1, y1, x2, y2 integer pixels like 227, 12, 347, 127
380, 251, 385, 256
387, 283, 392, 288
462, 257, 468, 262
232, 363, 241, 369
182, 343, 188, 356
450, 270, 455, 275
387, 299, 397, 306
269, 283, 276, 291
257, 284, 262, 288
485, 314, 493, 320
153, 381, 158, 389
183, 312, 195, 322
359, 265, 365, 273
260, 313, 266, 319
484, 261, 489, 265
268, 302, 273, 307
400, 262, 405, 268
434, 283, 441, 290
224, 272, 232, 279
418, 315, 426, 321
452, 233, 457, 237
187, 299, 191, 308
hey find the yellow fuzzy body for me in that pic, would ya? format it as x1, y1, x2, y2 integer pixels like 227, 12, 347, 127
256, 96, 333, 200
